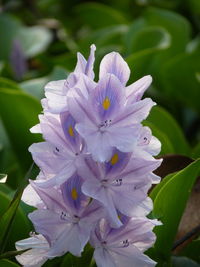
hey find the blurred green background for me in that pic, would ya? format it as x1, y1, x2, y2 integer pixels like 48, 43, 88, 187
0, 0, 200, 266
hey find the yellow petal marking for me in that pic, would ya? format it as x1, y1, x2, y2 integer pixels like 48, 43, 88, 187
110, 153, 119, 165
71, 188, 78, 200
68, 125, 74, 137
102, 97, 111, 110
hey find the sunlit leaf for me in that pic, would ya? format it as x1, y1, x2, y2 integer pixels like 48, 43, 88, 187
149, 159, 200, 262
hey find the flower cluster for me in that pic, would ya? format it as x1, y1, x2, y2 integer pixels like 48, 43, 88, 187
16, 45, 162, 267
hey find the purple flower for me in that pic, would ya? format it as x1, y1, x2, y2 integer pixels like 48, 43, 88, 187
29, 113, 86, 187
80, 150, 162, 227
28, 175, 103, 257
68, 53, 155, 161
90, 217, 159, 267
42, 45, 96, 113
15, 234, 50, 266
16, 45, 162, 267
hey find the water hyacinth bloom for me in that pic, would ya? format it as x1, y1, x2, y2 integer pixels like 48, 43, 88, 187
16, 45, 162, 267
80, 150, 161, 227
68, 73, 155, 162
42, 45, 96, 113
28, 176, 103, 257
16, 234, 50, 267
90, 218, 159, 267
29, 112, 86, 187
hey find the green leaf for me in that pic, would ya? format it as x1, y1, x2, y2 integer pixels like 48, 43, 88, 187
0, 188, 30, 252
171, 256, 200, 267
0, 78, 21, 91
124, 22, 171, 54
0, 89, 41, 172
126, 47, 164, 82
0, 183, 12, 195
150, 159, 200, 262
0, 14, 21, 61
0, 119, 22, 189
79, 25, 128, 54
145, 106, 190, 155
192, 142, 200, 159
150, 173, 175, 201
161, 51, 200, 112
0, 259, 19, 267
143, 7, 191, 54
75, 3, 128, 29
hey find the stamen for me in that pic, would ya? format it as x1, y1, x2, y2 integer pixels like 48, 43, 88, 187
115, 178, 122, 186
60, 211, 67, 220
99, 119, 112, 129
122, 239, 129, 247
29, 231, 36, 237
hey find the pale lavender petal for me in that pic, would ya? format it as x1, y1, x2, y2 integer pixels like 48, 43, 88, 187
146, 136, 161, 156
110, 246, 156, 267
44, 80, 68, 113
126, 75, 152, 103
68, 93, 98, 125
30, 123, 42, 134
99, 52, 130, 85
118, 158, 162, 181
94, 247, 116, 267
28, 209, 69, 244
28, 142, 71, 175
38, 114, 71, 149
82, 179, 122, 227
48, 223, 86, 257
74, 44, 96, 80
72, 73, 96, 99
112, 186, 152, 217
22, 184, 43, 208
107, 124, 141, 153
29, 181, 67, 212
92, 74, 125, 121
74, 52, 87, 74
113, 98, 155, 127
84, 44, 96, 79
16, 235, 49, 267
76, 126, 113, 162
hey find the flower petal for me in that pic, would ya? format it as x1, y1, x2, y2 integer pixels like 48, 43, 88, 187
99, 52, 130, 85
126, 75, 152, 103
